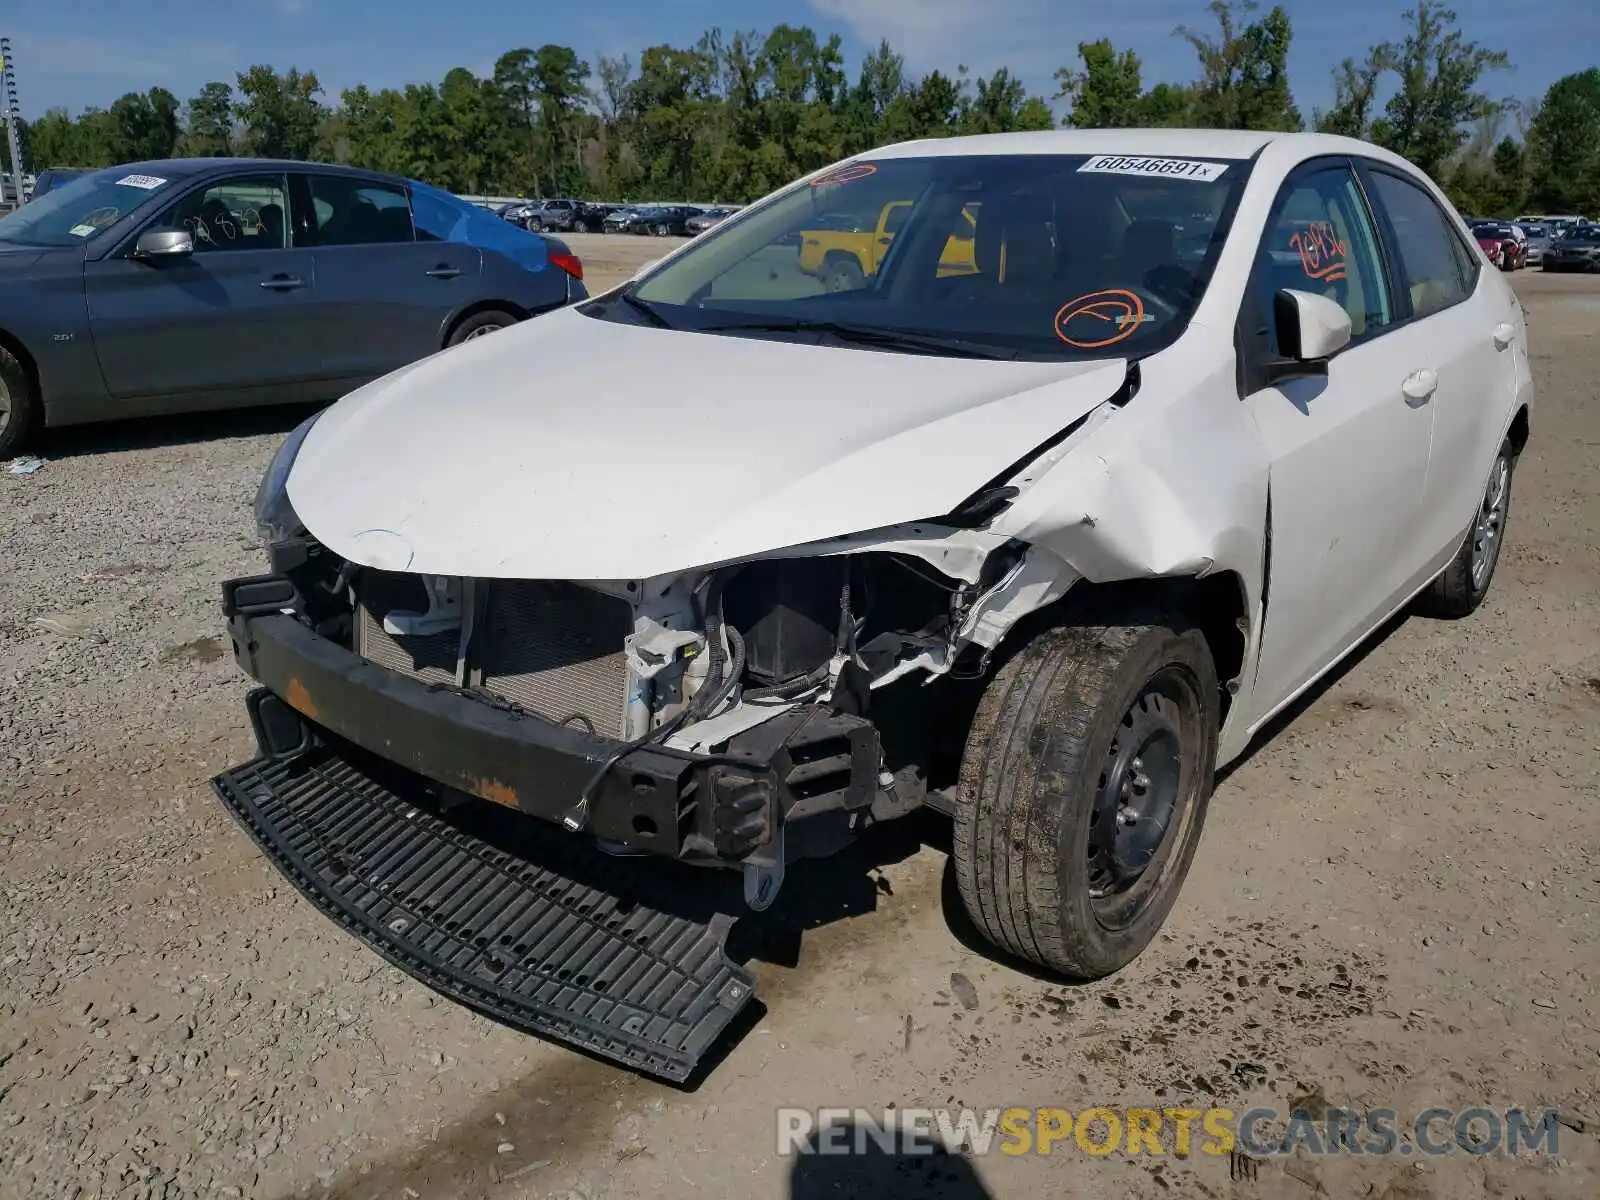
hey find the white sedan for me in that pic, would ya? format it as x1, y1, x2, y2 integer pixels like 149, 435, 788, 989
229, 129, 1530, 1057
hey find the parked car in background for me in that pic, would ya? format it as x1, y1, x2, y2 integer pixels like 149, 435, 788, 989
223, 130, 1530, 1081
1517, 213, 1585, 237
600, 205, 640, 233
610, 204, 700, 236
521, 199, 582, 233
1518, 221, 1552, 266
685, 205, 741, 235
1542, 224, 1600, 271
1470, 220, 1522, 270
570, 202, 620, 232
0, 157, 586, 456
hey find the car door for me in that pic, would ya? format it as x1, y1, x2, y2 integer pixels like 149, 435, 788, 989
1360, 163, 1513, 571
1238, 159, 1437, 727
293, 171, 480, 383
83, 171, 321, 401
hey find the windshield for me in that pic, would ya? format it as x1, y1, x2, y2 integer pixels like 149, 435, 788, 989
0, 166, 180, 247
612, 153, 1249, 360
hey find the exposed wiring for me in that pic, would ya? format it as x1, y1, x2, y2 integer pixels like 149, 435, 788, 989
887, 555, 964, 592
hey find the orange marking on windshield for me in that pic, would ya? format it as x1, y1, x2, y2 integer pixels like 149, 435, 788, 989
1054, 289, 1147, 349
811, 162, 878, 189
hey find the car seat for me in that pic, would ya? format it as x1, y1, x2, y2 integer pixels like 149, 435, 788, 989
257, 202, 285, 248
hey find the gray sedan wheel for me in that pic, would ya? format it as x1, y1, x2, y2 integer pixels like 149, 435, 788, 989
446, 309, 519, 347
655, 223, 671, 237
0, 346, 39, 460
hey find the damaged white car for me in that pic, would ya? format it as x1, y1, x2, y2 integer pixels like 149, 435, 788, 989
216, 129, 1531, 1080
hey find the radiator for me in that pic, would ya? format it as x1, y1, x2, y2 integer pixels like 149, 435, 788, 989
353, 572, 631, 738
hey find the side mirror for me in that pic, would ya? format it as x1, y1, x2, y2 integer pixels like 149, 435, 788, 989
1274, 288, 1351, 363
133, 228, 194, 260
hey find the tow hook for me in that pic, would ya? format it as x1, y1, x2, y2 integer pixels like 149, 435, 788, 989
743, 824, 786, 911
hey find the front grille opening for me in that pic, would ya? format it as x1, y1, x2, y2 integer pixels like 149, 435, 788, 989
352, 573, 632, 737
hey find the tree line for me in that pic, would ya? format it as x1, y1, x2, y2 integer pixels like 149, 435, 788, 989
6, 1, 1599, 216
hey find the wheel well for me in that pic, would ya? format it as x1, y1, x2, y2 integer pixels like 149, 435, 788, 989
1508, 405, 1530, 455
443, 301, 528, 346
0, 327, 42, 417
1017, 573, 1249, 719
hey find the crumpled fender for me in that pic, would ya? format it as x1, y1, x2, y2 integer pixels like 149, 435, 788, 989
992, 332, 1270, 637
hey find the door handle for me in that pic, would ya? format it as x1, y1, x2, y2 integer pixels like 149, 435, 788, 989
425, 266, 462, 279
1401, 369, 1439, 404
1492, 322, 1515, 350
260, 275, 305, 291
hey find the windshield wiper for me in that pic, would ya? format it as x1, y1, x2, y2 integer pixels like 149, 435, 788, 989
697, 318, 1020, 360
615, 287, 674, 329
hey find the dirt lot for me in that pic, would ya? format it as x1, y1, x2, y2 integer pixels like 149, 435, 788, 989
1, 241, 1597, 1200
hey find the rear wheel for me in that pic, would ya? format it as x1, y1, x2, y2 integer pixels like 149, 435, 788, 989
0, 345, 39, 460
1414, 436, 1516, 618
446, 309, 518, 347
954, 616, 1220, 980
654, 223, 671, 237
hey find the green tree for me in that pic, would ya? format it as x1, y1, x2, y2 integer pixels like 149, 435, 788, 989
1314, 50, 1393, 138
234, 66, 326, 159
1369, 2, 1508, 177
1525, 68, 1600, 213
532, 44, 591, 195
1179, 0, 1302, 131
181, 82, 235, 156
107, 88, 180, 162
1058, 39, 1144, 128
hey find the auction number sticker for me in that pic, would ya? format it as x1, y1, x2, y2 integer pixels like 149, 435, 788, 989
69, 224, 98, 238
115, 174, 168, 189
1078, 156, 1228, 182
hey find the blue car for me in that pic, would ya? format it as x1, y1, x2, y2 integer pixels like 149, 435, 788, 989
0, 158, 587, 456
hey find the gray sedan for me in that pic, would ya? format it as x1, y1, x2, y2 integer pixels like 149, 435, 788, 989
0, 158, 587, 457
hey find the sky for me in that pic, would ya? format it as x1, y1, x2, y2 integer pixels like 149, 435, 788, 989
7, 0, 1598, 126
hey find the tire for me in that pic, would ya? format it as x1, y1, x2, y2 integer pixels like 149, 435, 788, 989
954, 615, 1220, 980
0, 344, 40, 460
528, 218, 544, 233
654, 223, 671, 237
822, 256, 866, 293
446, 309, 518, 347
1414, 435, 1516, 619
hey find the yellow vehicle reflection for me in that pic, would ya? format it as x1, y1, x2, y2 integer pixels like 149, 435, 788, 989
797, 201, 978, 291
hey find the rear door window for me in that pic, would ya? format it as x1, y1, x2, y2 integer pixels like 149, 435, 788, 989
1365, 169, 1477, 319
299, 175, 415, 246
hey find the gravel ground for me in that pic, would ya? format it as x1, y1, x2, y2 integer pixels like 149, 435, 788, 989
0, 257, 1596, 1200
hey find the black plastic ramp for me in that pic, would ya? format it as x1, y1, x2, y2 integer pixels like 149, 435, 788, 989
213, 747, 755, 1082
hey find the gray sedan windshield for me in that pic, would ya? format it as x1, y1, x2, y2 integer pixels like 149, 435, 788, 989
0, 168, 179, 247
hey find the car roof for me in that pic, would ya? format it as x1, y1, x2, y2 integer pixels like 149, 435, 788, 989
91, 157, 413, 183
861, 128, 1414, 168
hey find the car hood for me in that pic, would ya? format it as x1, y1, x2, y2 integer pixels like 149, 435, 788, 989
288, 305, 1129, 580
0, 242, 73, 269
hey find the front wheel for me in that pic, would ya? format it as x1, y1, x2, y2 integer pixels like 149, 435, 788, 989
654, 223, 671, 237
0, 345, 40, 460
954, 616, 1220, 980
528, 218, 545, 233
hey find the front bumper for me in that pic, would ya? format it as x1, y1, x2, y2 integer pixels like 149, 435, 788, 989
221, 575, 878, 865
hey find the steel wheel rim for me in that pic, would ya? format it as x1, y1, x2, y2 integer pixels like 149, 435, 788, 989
1085, 665, 1201, 929
1471, 453, 1510, 588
